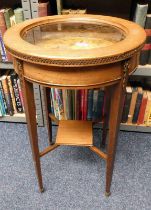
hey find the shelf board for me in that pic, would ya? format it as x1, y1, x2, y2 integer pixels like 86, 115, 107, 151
0, 62, 13, 69
0, 113, 26, 123
132, 65, 151, 76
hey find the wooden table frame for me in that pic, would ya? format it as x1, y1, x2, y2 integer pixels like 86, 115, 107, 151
4, 15, 146, 196
15, 57, 131, 196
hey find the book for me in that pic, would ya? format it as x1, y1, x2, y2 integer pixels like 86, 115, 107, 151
55, 88, 64, 120
133, 3, 148, 27
75, 90, 81, 120
17, 78, 24, 112
56, 0, 62, 15
51, 88, 59, 119
0, 31, 7, 62
0, 71, 14, 116
92, 89, 98, 121
132, 87, 143, 124
144, 91, 151, 124
10, 73, 23, 113
14, 8, 24, 24
146, 102, 151, 126
7, 73, 17, 114
80, 89, 85, 120
38, 2, 50, 17
137, 91, 148, 124
121, 86, 132, 123
66, 89, 72, 120
96, 88, 105, 121
83, 89, 88, 120
4, 8, 14, 29
0, 88, 6, 115
0, 9, 7, 35
127, 87, 138, 124
87, 89, 93, 120
0, 78, 8, 114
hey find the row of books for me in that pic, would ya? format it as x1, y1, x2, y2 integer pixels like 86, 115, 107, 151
133, 3, 151, 65
122, 86, 151, 126
0, 7, 24, 62
50, 86, 151, 126
50, 88, 104, 121
0, 70, 24, 117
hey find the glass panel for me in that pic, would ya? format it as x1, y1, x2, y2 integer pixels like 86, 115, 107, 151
22, 22, 125, 50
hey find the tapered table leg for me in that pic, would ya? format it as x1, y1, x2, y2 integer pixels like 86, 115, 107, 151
22, 78, 44, 192
105, 81, 124, 196
43, 87, 52, 145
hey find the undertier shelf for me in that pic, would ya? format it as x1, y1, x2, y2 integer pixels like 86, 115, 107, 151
56, 120, 93, 146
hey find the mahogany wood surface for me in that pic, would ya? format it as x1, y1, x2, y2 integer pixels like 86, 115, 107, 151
3, 15, 146, 196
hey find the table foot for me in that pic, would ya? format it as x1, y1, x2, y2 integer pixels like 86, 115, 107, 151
105, 192, 111, 197
39, 187, 45, 193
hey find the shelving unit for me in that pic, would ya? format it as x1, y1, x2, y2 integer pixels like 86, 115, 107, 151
0, 0, 151, 132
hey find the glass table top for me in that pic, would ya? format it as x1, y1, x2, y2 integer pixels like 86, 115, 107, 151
22, 22, 126, 51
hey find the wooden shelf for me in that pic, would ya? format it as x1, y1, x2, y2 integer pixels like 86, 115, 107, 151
0, 113, 26, 123
56, 120, 93, 146
0, 62, 14, 69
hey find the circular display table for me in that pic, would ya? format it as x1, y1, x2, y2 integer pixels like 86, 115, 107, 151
4, 15, 146, 196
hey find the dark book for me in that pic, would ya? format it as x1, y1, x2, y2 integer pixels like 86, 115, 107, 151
83, 89, 88, 120
122, 87, 132, 123
87, 89, 93, 120
92, 89, 98, 121
132, 87, 143, 124
10, 73, 23, 113
75, 90, 81, 120
96, 89, 105, 121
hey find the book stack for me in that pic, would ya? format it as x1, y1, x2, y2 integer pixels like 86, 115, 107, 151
121, 86, 151, 126
0, 7, 24, 62
0, 70, 24, 117
50, 88, 104, 122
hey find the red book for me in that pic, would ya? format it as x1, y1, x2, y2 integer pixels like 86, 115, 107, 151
137, 91, 148, 125
38, 2, 49, 17
83, 89, 88, 120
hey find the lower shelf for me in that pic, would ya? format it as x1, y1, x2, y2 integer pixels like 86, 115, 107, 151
0, 113, 26, 123
56, 120, 93, 146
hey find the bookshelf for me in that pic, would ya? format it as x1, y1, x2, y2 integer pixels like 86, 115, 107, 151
0, 0, 44, 126
1, 0, 151, 132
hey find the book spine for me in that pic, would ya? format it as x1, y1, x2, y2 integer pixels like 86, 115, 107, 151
62, 89, 67, 120
146, 106, 151, 126
72, 90, 75, 120
1, 78, 14, 116
75, 90, 81, 120
132, 93, 143, 124
4, 10, 11, 29
96, 89, 105, 121
80, 89, 85, 120
17, 78, 24, 112
66, 90, 72, 120
137, 97, 147, 124
38, 2, 49, 17
0, 10, 7, 35
56, 0, 62, 15
14, 8, 24, 24
10, 75, 23, 113
7, 75, 17, 114
121, 92, 132, 123
0, 89, 6, 115
0, 80, 8, 114
0, 32, 7, 61
55, 88, 64, 120
133, 4, 148, 27
92, 89, 98, 121
0, 100, 3, 116
87, 89, 93, 120
83, 89, 88, 120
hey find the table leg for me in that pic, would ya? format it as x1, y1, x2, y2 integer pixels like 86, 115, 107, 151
22, 78, 44, 192
105, 81, 124, 196
43, 87, 52, 145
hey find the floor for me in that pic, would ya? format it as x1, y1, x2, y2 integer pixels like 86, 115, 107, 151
0, 122, 151, 210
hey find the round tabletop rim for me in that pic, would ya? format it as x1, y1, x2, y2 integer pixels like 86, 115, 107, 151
3, 14, 146, 67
